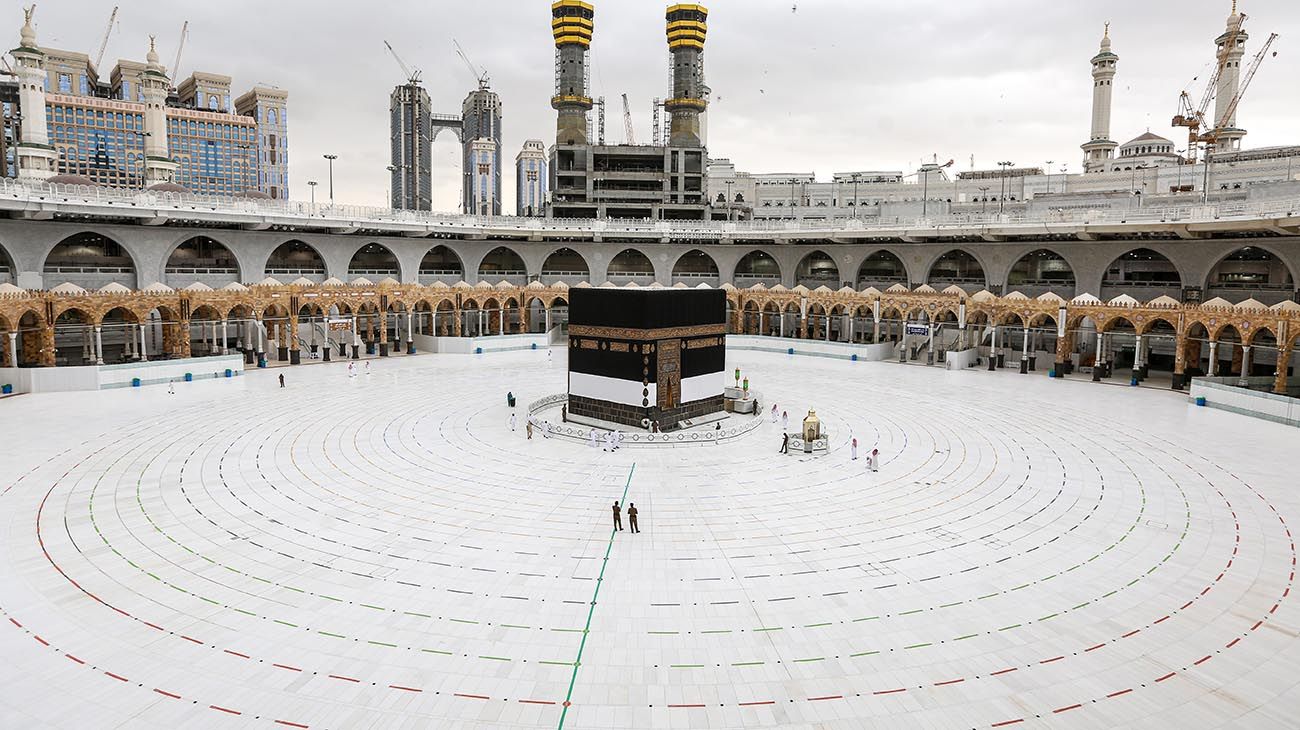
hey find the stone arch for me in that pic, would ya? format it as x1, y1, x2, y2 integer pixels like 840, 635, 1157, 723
926, 249, 987, 289
347, 243, 401, 280
1100, 247, 1183, 301
476, 246, 528, 284
733, 249, 781, 286
43, 231, 139, 290
0, 240, 17, 285
265, 240, 326, 282
1203, 245, 1297, 305
856, 249, 908, 289
671, 249, 720, 284
163, 235, 242, 288
541, 247, 590, 282
419, 244, 465, 284
1005, 248, 1077, 298
795, 250, 840, 288
606, 248, 656, 283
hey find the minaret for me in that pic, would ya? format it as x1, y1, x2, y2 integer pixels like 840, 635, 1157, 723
1081, 23, 1118, 173
665, 4, 708, 147
1212, 1, 1248, 151
140, 37, 179, 185
11, 6, 58, 180
551, 0, 594, 146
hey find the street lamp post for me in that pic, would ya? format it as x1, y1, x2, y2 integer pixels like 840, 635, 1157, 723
922, 166, 930, 218
386, 165, 396, 208
978, 186, 990, 213
1059, 165, 1067, 195
323, 154, 337, 203
307, 180, 317, 207
997, 161, 1015, 213
1044, 160, 1053, 195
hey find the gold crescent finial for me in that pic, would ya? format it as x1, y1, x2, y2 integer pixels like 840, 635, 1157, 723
1104, 21, 1110, 38
23, 5, 34, 23
148, 34, 155, 51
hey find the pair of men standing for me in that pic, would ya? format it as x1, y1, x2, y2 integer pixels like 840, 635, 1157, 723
612, 501, 639, 533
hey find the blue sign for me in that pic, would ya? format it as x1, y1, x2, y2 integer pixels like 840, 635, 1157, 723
905, 324, 930, 337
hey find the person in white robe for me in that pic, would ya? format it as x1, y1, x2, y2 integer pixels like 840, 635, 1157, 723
510, 413, 517, 432
589, 429, 598, 448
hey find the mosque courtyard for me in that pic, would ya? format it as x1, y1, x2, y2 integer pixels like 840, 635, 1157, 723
1, 348, 1297, 729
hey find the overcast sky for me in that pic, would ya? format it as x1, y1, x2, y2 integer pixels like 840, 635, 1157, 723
21, 0, 1300, 211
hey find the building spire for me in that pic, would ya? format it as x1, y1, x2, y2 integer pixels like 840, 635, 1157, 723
19, 4, 36, 48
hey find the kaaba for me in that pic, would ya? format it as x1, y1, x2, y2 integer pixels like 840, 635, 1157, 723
567, 288, 727, 430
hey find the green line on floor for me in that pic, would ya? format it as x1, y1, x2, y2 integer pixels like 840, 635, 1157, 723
557, 463, 636, 730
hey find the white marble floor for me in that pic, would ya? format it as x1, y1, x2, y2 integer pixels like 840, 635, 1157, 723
1, 348, 1297, 730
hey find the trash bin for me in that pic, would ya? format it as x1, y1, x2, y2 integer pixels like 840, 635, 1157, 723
851, 354, 858, 362
788, 347, 795, 355
184, 372, 193, 382
1048, 370, 1056, 379
1195, 396, 1207, 407
131, 377, 141, 387
224, 369, 233, 378
475, 347, 483, 354
1130, 376, 1139, 386
258, 356, 268, 368
1, 384, 11, 394
531, 343, 537, 350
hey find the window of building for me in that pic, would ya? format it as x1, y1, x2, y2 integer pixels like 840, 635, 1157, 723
57, 73, 72, 94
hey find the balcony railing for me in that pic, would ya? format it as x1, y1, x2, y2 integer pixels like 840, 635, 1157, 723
2, 177, 1296, 239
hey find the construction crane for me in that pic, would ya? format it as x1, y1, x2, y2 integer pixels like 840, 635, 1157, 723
383, 40, 421, 84
621, 93, 635, 145
453, 39, 490, 90
170, 20, 188, 83
1202, 32, 1279, 150
92, 6, 118, 72
1171, 13, 1246, 165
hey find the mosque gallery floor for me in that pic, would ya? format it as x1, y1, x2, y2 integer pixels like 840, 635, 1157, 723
1, 349, 1298, 730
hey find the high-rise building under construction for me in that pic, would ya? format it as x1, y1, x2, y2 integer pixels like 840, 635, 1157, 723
548, 1, 710, 220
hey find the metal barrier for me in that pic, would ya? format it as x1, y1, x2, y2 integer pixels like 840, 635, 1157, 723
526, 394, 765, 447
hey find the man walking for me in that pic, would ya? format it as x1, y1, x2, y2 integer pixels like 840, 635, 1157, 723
278, 373, 285, 389
851, 436, 858, 460
612, 501, 623, 531
627, 503, 639, 533
526, 420, 534, 440
780, 432, 789, 454
870, 448, 879, 471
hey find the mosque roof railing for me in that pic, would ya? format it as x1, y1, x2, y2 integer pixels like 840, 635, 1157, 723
0, 177, 1296, 240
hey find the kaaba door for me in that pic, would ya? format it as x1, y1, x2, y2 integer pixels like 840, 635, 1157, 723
657, 339, 681, 409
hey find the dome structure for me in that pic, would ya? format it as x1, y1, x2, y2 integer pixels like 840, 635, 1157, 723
146, 181, 192, 195
1111, 131, 1182, 172
47, 173, 100, 187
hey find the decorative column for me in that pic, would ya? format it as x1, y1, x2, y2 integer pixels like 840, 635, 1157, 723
6, 331, 16, 367
407, 310, 416, 354
1275, 345, 1292, 395
139, 324, 149, 362
39, 324, 55, 366
1092, 332, 1103, 381
94, 326, 104, 365
1207, 340, 1218, 377
1131, 334, 1143, 383
544, 307, 552, 334
1240, 344, 1251, 379
1019, 326, 1029, 373
379, 311, 390, 357
1172, 330, 1188, 390
288, 315, 301, 364
351, 315, 360, 359
254, 316, 265, 366
221, 318, 229, 355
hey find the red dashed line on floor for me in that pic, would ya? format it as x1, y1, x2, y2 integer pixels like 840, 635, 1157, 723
271, 663, 301, 672
1053, 704, 1083, 714
208, 705, 241, 715
223, 649, 250, 658
1155, 672, 1176, 682
934, 678, 965, 686
1084, 643, 1105, 652
153, 688, 181, 700
519, 699, 557, 705
990, 667, 1018, 676
1040, 656, 1064, 664
388, 685, 421, 693
1122, 629, 1140, 638
738, 700, 775, 706
991, 720, 1024, 727
872, 688, 906, 695
1107, 688, 1133, 698
180, 635, 203, 645
1193, 655, 1212, 665
273, 721, 309, 729
33, 635, 48, 646
64, 653, 84, 664
104, 671, 128, 682
809, 695, 843, 701
667, 703, 706, 708
1226, 637, 1241, 648
1153, 615, 1170, 624
328, 674, 359, 683
454, 693, 489, 700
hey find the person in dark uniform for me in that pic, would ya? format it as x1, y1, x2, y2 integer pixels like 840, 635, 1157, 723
780, 432, 789, 454
627, 503, 639, 533
278, 373, 285, 388
612, 501, 623, 531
